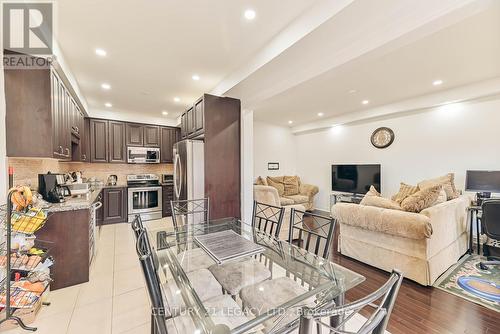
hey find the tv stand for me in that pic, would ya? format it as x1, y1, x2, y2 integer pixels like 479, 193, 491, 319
330, 192, 365, 208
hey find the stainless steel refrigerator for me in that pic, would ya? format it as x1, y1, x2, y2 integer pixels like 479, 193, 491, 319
173, 140, 205, 201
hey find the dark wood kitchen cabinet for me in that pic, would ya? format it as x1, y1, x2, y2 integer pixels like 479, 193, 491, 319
108, 121, 127, 163
193, 97, 204, 134
126, 123, 144, 146
144, 125, 160, 147
102, 187, 127, 224
180, 95, 204, 139
80, 118, 90, 162
5, 62, 87, 159
90, 119, 109, 163
160, 127, 179, 163
162, 184, 174, 217
180, 113, 187, 139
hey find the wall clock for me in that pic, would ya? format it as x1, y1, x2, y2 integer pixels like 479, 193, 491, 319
371, 127, 395, 149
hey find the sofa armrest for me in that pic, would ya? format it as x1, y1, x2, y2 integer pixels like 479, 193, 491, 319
331, 203, 432, 239
253, 185, 281, 207
299, 183, 319, 199
420, 195, 470, 242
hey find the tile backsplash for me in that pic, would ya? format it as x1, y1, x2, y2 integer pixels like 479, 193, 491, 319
8, 158, 173, 189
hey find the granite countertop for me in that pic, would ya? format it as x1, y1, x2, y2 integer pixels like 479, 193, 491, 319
45, 186, 104, 213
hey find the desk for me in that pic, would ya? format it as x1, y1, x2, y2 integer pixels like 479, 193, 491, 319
468, 206, 482, 255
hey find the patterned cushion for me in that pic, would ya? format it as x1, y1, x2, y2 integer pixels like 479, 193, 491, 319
283, 194, 309, 205
280, 197, 295, 206
391, 183, 419, 204
360, 196, 402, 211
176, 247, 215, 272
434, 189, 447, 205
283, 176, 300, 196
209, 258, 271, 296
267, 176, 285, 196
401, 185, 442, 213
366, 185, 381, 197
418, 173, 458, 200
255, 176, 267, 186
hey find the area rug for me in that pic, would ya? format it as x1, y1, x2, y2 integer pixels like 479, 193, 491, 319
434, 254, 500, 312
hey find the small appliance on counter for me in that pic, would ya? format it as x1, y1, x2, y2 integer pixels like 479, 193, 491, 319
38, 173, 72, 203
161, 174, 173, 185
107, 175, 118, 186
65, 183, 91, 196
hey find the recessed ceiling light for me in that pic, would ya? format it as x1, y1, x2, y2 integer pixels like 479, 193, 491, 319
95, 48, 107, 57
104, 102, 112, 108
348, 89, 357, 94
361, 100, 370, 105
258, 287, 264, 292
173, 97, 180, 102
288, 120, 293, 124
101, 83, 111, 90
192, 74, 200, 81
317, 112, 324, 117
244, 9, 256, 20
432, 79, 443, 86
162, 111, 168, 115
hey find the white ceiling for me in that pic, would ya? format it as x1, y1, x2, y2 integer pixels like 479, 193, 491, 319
54, 0, 500, 127
54, 0, 316, 119
241, 0, 500, 126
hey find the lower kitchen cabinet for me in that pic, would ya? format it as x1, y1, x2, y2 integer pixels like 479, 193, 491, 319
102, 187, 127, 224
162, 184, 174, 217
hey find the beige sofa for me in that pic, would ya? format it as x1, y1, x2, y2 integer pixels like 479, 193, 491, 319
254, 185, 306, 240
254, 176, 318, 211
331, 195, 470, 286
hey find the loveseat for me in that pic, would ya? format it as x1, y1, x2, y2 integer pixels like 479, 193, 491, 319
254, 176, 318, 211
331, 195, 470, 285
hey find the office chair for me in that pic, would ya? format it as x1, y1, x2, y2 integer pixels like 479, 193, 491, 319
479, 199, 500, 270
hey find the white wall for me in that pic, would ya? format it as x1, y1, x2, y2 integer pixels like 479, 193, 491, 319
295, 97, 500, 210
0, 60, 6, 205
253, 121, 297, 178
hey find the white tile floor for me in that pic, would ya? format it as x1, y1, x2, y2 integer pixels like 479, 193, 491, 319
4, 218, 173, 334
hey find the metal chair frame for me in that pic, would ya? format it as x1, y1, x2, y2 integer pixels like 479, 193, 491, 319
252, 201, 285, 238
170, 198, 210, 230
296, 270, 403, 334
289, 208, 336, 259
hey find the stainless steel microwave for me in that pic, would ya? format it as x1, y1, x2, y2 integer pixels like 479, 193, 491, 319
127, 147, 160, 164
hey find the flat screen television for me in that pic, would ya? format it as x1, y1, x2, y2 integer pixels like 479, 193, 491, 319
465, 170, 500, 193
332, 164, 381, 194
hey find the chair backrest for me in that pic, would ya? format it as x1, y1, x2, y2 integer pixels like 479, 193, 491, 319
482, 199, 500, 240
134, 228, 168, 334
308, 270, 403, 334
252, 201, 285, 238
289, 208, 336, 259
170, 198, 210, 229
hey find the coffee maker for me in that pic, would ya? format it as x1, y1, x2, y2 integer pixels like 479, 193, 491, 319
38, 173, 72, 203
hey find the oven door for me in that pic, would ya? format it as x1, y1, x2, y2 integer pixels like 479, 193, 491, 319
128, 187, 162, 214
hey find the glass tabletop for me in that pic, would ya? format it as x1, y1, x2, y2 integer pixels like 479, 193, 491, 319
147, 218, 365, 334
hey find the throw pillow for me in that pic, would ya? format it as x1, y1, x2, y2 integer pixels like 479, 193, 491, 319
391, 183, 419, 204
401, 185, 442, 213
360, 196, 403, 211
283, 176, 300, 196
434, 189, 447, 206
266, 176, 285, 196
364, 185, 381, 197
255, 176, 267, 186
418, 173, 458, 200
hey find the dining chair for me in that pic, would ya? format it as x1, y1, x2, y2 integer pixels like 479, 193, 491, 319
252, 201, 286, 238
289, 208, 336, 259
209, 201, 285, 299
296, 270, 403, 334
170, 198, 210, 229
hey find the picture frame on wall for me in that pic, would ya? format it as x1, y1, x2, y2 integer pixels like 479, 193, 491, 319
268, 162, 279, 170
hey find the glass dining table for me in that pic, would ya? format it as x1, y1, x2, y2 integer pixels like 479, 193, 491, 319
147, 218, 365, 334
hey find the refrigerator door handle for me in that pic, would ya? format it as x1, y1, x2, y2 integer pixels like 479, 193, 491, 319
174, 153, 182, 199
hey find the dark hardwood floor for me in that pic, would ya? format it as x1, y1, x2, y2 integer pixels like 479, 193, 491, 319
328, 239, 499, 334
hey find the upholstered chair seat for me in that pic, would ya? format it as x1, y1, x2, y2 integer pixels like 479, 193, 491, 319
209, 258, 272, 296
176, 247, 215, 273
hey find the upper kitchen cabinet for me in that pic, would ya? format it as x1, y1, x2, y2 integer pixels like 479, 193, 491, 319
108, 121, 127, 163
144, 125, 160, 147
180, 113, 187, 139
4, 62, 87, 160
180, 94, 217, 140
90, 119, 109, 163
126, 123, 144, 146
193, 97, 204, 134
160, 127, 180, 163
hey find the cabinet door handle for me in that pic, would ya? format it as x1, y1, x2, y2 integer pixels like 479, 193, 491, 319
59, 146, 63, 154
65, 148, 70, 156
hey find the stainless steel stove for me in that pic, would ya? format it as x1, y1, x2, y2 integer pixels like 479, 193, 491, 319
127, 174, 162, 222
